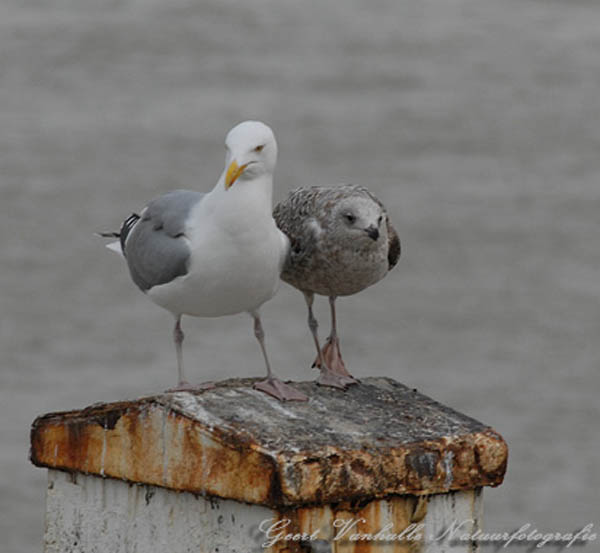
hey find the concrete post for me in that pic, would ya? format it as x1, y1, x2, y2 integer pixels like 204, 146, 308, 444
30, 377, 507, 553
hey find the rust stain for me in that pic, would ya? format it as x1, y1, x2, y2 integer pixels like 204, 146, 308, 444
31, 400, 275, 505
474, 430, 509, 483
30, 390, 508, 508
287, 497, 420, 553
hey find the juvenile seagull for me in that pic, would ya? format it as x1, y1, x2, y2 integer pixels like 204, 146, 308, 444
273, 184, 400, 389
101, 121, 307, 402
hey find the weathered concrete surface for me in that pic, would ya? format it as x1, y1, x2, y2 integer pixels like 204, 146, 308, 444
31, 377, 507, 507
44, 469, 483, 553
423, 489, 483, 553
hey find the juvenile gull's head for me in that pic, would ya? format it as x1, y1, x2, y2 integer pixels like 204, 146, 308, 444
330, 194, 387, 246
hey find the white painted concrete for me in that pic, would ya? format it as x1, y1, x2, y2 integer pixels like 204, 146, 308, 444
44, 470, 275, 553
423, 489, 484, 553
44, 470, 483, 553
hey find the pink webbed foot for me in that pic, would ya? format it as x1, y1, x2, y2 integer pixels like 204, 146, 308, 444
312, 337, 359, 389
315, 369, 358, 390
254, 378, 308, 402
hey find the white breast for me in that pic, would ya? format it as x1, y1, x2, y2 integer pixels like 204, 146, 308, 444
147, 191, 287, 318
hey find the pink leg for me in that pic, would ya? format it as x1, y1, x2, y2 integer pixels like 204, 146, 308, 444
251, 312, 308, 401
165, 316, 215, 393
306, 294, 358, 389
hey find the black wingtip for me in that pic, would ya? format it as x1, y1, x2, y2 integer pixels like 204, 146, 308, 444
119, 213, 141, 251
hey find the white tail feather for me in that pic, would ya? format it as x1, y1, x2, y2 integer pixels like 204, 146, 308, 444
106, 241, 124, 255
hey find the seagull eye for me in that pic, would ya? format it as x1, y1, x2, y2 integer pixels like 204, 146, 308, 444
254, 144, 265, 153
344, 213, 356, 224
377, 216, 383, 225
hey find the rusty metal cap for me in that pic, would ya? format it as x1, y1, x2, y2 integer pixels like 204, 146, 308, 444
30, 377, 507, 507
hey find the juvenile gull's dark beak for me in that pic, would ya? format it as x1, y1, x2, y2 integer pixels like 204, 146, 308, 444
365, 225, 379, 241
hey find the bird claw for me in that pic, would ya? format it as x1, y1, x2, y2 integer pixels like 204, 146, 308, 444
254, 378, 308, 402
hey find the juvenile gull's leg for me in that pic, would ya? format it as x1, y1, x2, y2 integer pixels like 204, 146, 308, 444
319, 296, 358, 385
306, 293, 357, 389
251, 312, 308, 401
166, 316, 215, 393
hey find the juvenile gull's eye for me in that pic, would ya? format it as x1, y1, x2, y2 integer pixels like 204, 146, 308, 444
344, 213, 356, 224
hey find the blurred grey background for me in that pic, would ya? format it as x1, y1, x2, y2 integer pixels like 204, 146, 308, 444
1, 0, 599, 551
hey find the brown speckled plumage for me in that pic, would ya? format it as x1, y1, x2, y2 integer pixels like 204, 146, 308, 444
274, 184, 400, 297
273, 184, 400, 388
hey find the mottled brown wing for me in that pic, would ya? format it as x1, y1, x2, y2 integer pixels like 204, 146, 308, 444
273, 187, 322, 282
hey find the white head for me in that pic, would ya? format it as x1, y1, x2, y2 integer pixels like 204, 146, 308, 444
223, 121, 278, 190
331, 195, 387, 246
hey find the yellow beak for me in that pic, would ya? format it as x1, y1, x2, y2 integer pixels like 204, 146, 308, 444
224, 160, 249, 190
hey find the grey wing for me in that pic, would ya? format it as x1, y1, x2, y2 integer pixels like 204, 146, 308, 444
124, 190, 204, 292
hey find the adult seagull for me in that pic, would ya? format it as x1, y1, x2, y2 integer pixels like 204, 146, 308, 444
100, 121, 307, 402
